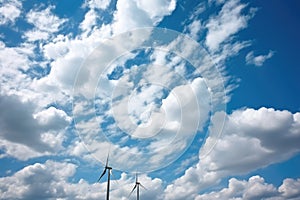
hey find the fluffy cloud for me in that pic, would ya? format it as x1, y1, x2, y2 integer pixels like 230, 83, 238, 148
1, 160, 299, 200
195, 175, 300, 200
164, 107, 300, 199
0, 1, 299, 200
205, 0, 254, 51
24, 6, 67, 41
279, 178, 300, 199
0, 41, 33, 71
112, 0, 176, 34
0, 95, 71, 160
246, 50, 274, 66
70, 34, 218, 172
0, 0, 22, 25
0, 160, 163, 200
85, 0, 111, 10
80, 9, 98, 33
1, 0, 179, 162
186, 19, 202, 40
40, 0, 177, 93
0, 160, 77, 199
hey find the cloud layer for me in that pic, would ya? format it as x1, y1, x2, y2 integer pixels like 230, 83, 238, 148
164, 107, 300, 199
0, 0, 297, 199
196, 175, 300, 200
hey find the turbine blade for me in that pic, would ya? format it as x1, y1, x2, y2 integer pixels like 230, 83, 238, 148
140, 183, 147, 190
97, 168, 107, 182
129, 184, 137, 197
105, 152, 109, 167
135, 172, 138, 183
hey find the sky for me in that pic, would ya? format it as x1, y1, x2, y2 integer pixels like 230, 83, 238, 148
0, 0, 300, 199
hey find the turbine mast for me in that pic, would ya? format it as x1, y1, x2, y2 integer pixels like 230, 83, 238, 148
106, 167, 112, 200
137, 183, 139, 200
98, 152, 113, 200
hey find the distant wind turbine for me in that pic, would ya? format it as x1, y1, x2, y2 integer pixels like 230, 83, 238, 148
129, 173, 147, 200
98, 153, 112, 200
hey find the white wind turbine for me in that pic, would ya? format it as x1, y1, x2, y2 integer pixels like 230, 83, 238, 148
129, 173, 147, 200
98, 153, 113, 200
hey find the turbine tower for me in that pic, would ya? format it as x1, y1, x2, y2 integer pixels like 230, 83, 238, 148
98, 154, 112, 200
129, 173, 147, 200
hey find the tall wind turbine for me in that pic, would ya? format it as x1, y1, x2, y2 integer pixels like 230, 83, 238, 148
129, 173, 147, 200
98, 154, 112, 200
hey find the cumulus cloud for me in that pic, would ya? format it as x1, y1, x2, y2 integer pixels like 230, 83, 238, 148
0, 160, 77, 199
80, 9, 98, 33
279, 178, 300, 199
1, 160, 299, 199
0, 0, 298, 200
205, 0, 254, 51
246, 50, 274, 66
0, 160, 164, 200
164, 107, 300, 199
0, 41, 33, 71
112, 0, 176, 34
38, 0, 177, 94
195, 175, 300, 200
0, 0, 22, 25
70, 36, 217, 172
24, 6, 67, 41
0, 95, 71, 160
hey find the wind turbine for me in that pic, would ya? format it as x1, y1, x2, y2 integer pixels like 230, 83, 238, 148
98, 154, 112, 200
129, 173, 147, 200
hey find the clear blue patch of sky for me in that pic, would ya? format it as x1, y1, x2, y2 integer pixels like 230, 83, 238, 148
227, 0, 300, 113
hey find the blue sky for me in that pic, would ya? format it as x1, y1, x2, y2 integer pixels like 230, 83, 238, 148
0, 0, 300, 199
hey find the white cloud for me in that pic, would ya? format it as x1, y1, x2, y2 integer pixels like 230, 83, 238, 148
26, 6, 67, 33
23, 30, 50, 42
70, 38, 214, 172
38, 0, 177, 95
0, 140, 46, 160
279, 178, 300, 199
246, 50, 274, 66
164, 107, 300, 200
162, 30, 247, 108
112, 0, 176, 34
208, 0, 226, 6
0, 0, 22, 25
33, 106, 71, 130
24, 6, 67, 41
205, 0, 254, 51
0, 41, 32, 71
195, 176, 300, 200
1, 159, 299, 199
129, 77, 210, 157
0, 160, 77, 199
136, 0, 176, 24
0, 95, 71, 160
186, 19, 202, 40
0, 160, 164, 200
0, 41, 62, 110
85, 0, 111, 10
3, 0, 177, 102
80, 9, 98, 33
181, 0, 254, 106
0, 1, 298, 200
